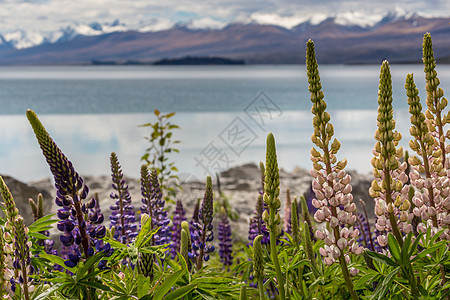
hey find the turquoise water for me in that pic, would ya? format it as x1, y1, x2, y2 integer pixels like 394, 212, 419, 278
0, 65, 448, 181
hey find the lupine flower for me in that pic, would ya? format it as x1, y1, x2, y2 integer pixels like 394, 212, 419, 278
306, 39, 361, 299
369, 62, 412, 248
252, 235, 265, 299
180, 228, 190, 266
189, 198, 201, 238
109, 152, 138, 244
181, 221, 192, 253
305, 182, 318, 215
137, 214, 154, 280
248, 163, 270, 245
284, 189, 292, 234
0, 176, 19, 225
218, 207, 233, 268
1, 176, 29, 296
262, 133, 285, 299
12, 216, 34, 299
300, 194, 315, 243
302, 221, 318, 273
405, 39, 449, 240
354, 213, 374, 251
26, 110, 111, 268
140, 166, 171, 247
0, 227, 7, 298
190, 176, 215, 269
171, 200, 187, 258
306, 40, 363, 265
290, 198, 300, 247
422, 33, 449, 168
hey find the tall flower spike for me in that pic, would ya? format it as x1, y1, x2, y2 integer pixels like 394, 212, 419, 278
370, 61, 411, 248
284, 189, 292, 234
262, 133, 285, 300
192, 176, 215, 269
140, 166, 171, 248
109, 152, 138, 245
248, 162, 270, 245
137, 214, 154, 280
302, 221, 317, 274
180, 228, 190, 267
306, 39, 360, 300
423, 33, 449, 168
0, 176, 19, 226
12, 216, 33, 300
252, 235, 265, 300
218, 207, 233, 268
171, 200, 187, 258
300, 195, 315, 242
291, 197, 300, 248
26, 110, 110, 267
181, 221, 192, 253
406, 73, 449, 240
0, 227, 7, 298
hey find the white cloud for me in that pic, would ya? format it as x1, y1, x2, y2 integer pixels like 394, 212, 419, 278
0, 0, 447, 43
334, 11, 385, 27
186, 17, 228, 30
247, 13, 308, 29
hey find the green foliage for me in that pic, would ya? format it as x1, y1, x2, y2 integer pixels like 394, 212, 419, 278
140, 109, 180, 198
0, 31, 448, 300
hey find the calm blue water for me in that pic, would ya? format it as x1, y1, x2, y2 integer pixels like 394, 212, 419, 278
0, 65, 448, 181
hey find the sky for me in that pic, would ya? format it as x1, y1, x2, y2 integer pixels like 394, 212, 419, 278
0, 0, 448, 33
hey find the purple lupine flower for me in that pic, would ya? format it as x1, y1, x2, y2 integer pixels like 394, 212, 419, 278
248, 196, 270, 245
171, 200, 187, 258
354, 213, 376, 251
27, 110, 112, 268
218, 207, 233, 267
189, 198, 201, 237
109, 152, 138, 245
305, 182, 318, 215
12, 216, 33, 298
284, 190, 292, 234
190, 176, 215, 269
248, 163, 270, 245
140, 166, 171, 247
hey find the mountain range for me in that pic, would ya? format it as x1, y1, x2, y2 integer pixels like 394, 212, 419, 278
0, 9, 449, 65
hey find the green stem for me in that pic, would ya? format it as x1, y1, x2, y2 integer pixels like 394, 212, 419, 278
337, 254, 358, 300
383, 169, 404, 247
258, 278, 265, 300
269, 207, 286, 300
21, 264, 30, 300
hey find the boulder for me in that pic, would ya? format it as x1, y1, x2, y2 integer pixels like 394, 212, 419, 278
0, 175, 53, 225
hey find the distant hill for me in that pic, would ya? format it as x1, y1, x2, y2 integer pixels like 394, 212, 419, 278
153, 56, 245, 65
0, 13, 448, 65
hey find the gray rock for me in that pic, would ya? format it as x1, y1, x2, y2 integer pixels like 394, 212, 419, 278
0, 175, 52, 225
2, 163, 377, 242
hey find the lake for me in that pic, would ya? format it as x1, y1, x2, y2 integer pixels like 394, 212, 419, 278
0, 65, 448, 182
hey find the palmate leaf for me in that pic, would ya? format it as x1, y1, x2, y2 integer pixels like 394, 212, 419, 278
365, 250, 399, 267
371, 267, 400, 300
28, 214, 57, 232
39, 253, 76, 273
162, 283, 197, 300
32, 284, 60, 300
387, 233, 401, 263
140, 268, 186, 300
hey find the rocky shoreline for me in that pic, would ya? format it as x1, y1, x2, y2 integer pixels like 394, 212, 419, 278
1, 163, 375, 242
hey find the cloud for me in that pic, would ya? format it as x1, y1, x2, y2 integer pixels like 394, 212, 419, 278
0, 0, 447, 34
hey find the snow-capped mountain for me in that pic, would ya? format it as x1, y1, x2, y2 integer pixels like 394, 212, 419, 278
0, 9, 427, 50
0, 8, 448, 65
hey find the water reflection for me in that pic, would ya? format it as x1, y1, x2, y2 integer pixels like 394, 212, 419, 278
0, 109, 413, 182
